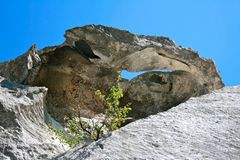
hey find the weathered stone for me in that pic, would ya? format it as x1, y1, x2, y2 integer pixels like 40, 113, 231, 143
54, 86, 240, 160
0, 76, 68, 160
0, 25, 224, 121
32, 46, 118, 122
123, 71, 208, 118
64, 25, 223, 91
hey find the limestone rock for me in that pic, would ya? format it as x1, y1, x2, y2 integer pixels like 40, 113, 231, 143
0, 76, 68, 160
54, 86, 240, 160
123, 70, 208, 118
32, 46, 118, 122
0, 45, 41, 84
0, 25, 224, 121
64, 25, 223, 91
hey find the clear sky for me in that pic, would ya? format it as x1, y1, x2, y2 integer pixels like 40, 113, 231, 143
0, 0, 239, 85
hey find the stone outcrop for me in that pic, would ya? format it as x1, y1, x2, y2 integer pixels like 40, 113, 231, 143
123, 70, 208, 118
64, 25, 223, 90
0, 76, 68, 160
0, 25, 224, 121
55, 86, 240, 160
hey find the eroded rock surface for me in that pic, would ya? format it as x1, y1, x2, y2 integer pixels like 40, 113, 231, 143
55, 86, 240, 160
64, 25, 223, 91
0, 76, 68, 160
32, 46, 118, 121
0, 25, 224, 121
124, 70, 208, 118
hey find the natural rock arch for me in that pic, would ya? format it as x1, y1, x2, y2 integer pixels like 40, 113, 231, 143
0, 25, 224, 122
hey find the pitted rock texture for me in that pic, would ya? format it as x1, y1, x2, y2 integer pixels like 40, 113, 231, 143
55, 86, 240, 160
0, 76, 68, 160
0, 25, 224, 121
32, 46, 118, 121
124, 70, 208, 118
64, 25, 223, 91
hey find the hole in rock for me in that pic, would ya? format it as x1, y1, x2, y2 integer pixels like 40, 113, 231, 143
121, 69, 173, 80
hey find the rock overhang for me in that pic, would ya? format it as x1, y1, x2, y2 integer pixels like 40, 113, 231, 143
64, 25, 223, 89
0, 24, 224, 121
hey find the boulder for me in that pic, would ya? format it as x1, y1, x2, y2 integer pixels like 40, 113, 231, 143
0, 76, 68, 160
54, 86, 240, 160
123, 70, 208, 118
0, 25, 224, 121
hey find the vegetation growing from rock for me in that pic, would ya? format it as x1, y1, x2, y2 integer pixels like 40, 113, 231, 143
49, 75, 132, 146
48, 124, 82, 147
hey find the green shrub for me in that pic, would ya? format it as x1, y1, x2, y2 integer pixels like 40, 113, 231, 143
66, 75, 132, 141
49, 74, 132, 146
95, 75, 132, 131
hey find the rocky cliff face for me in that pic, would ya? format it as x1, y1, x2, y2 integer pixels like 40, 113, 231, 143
0, 25, 224, 122
0, 25, 232, 159
55, 86, 240, 160
0, 76, 68, 160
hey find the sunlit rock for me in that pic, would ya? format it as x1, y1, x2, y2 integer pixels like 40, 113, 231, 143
0, 25, 224, 121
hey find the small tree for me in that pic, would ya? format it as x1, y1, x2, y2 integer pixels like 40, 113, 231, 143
64, 75, 132, 142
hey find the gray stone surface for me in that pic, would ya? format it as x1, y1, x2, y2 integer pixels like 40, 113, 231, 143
0, 76, 68, 160
0, 45, 41, 84
0, 25, 224, 121
124, 70, 208, 118
55, 86, 240, 160
64, 25, 224, 91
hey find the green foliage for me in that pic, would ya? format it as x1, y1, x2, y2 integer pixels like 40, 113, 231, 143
66, 75, 132, 142
64, 116, 105, 141
48, 124, 82, 147
96, 75, 132, 131
49, 74, 132, 146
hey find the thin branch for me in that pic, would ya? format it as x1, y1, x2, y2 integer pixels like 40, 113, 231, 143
78, 118, 92, 136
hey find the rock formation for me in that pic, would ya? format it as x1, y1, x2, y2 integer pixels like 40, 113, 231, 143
0, 25, 224, 122
123, 70, 208, 118
0, 76, 68, 160
0, 25, 233, 159
54, 86, 240, 160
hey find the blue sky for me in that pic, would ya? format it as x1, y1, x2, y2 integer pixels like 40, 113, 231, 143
0, 0, 239, 85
